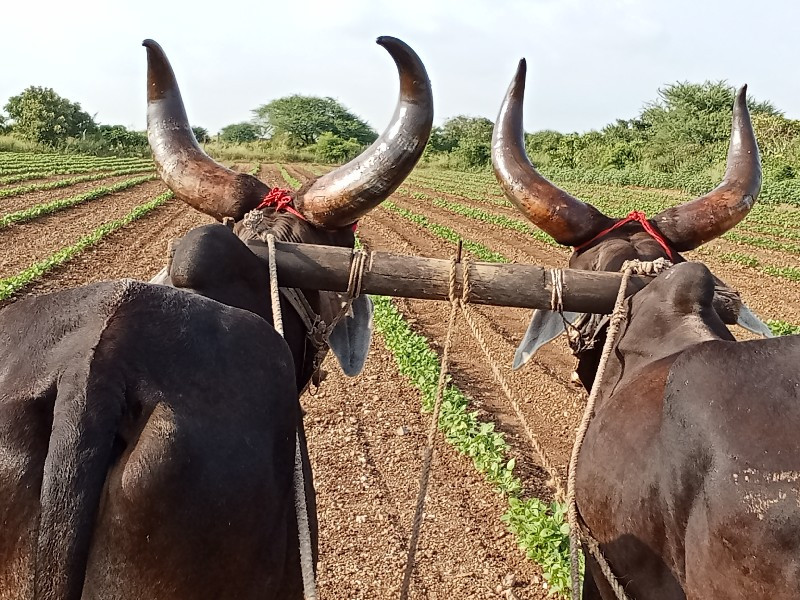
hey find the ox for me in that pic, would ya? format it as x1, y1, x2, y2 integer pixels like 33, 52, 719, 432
492, 60, 800, 599
0, 37, 432, 599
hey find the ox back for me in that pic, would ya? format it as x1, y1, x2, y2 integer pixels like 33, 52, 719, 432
577, 263, 800, 599
0, 280, 313, 599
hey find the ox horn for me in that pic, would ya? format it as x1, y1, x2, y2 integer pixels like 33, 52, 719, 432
295, 36, 433, 228
652, 86, 761, 251
491, 59, 614, 246
144, 39, 269, 222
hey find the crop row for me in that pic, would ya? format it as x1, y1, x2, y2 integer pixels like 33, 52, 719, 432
0, 162, 153, 186
0, 160, 152, 176
422, 163, 800, 208
397, 187, 557, 247
415, 166, 800, 230
0, 152, 149, 167
0, 191, 173, 301
0, 174, 157, 228
0, 167, 155, 200
0, 154, 150, 168
278, 164, 302, 189
710, 251, 800, 282
406, 171, 800, 252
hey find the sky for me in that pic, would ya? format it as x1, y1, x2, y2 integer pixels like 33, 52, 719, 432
3, 0, 799, 136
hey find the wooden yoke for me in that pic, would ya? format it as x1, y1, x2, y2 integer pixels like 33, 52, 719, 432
256, 240, 654, 314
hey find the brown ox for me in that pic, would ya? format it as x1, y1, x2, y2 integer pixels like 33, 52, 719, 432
0, 37, 432, 599
492, 60, 800, 599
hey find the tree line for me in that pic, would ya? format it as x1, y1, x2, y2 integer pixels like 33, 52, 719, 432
423, 82, 799, 188
0, 88, 378, 163
2, 82, 799, 193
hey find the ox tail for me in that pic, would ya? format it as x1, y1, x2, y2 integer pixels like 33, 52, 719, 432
35, 359, 124, 600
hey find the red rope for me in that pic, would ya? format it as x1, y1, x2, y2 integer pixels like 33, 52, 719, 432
256, 187, 358, 232
256, 187, 306, 221
573, 211, 676, 261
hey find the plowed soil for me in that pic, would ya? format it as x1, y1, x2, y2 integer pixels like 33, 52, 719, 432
0, 161, 795, 598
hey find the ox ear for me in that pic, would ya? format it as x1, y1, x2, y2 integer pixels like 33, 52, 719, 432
737, 304, 774, 338
149, 266, 172, 286
328, 295, 374, 377
513, 309, 581, 370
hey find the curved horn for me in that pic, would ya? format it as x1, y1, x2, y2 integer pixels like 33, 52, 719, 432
491, 59, 614, 247
652, 86, 761, 251
296, 36, 433, 228
144, 39, 269, 221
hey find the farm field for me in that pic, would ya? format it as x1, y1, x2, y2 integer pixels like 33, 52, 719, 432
1, 153, 799, 598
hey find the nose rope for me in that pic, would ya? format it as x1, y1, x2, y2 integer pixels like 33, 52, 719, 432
573, 211, 676, 261
257, 187, 358, 232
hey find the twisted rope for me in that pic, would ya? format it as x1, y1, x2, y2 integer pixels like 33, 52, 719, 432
266, 233, 317, 600
267, 234, 285, 337
400, 255, 460, 600
566, 257, 671, 600
459, 257, 566, 502
550, 268, 564, 312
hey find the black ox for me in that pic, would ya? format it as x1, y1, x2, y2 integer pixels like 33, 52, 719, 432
0, 37, 433, 599
493, 60, 800, 599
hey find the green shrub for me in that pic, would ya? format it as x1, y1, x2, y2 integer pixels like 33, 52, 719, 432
313, 132, 363, 164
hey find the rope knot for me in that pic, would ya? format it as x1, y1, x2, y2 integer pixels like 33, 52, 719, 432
257, 187, 307, 221
621, 257, 673, 276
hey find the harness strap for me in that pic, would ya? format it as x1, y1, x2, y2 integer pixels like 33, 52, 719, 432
573, 210, 676, 261
281, 288, 320, 333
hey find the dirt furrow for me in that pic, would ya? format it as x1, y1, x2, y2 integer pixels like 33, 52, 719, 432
284, 163, 315, 183
15, 199, 213, 300
286, 165, 317, 182
309, 344, 548, 599
259, 164, 289, 188
0, 180, 168, 280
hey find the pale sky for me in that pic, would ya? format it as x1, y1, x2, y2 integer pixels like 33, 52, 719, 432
3, 0, 799, 135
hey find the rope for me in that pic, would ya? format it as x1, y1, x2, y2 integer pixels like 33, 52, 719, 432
267, 234, 285, 338
459, 257, 566, 502
400, 255, 461, 600
550, 268, 564, 312
327, 248, 368, 335
573, 211, 677, 262
266, 233, 317, 600
566, 257, 671, 600
293, 430, 317, 600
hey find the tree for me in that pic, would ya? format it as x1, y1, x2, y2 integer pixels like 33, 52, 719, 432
253, 95, 376, 147
97, 125, 148, 153
219, 122, 262, 143
4, 86, 96, 146
314, 132, 363, 163
436, 116, 494, 168
641, 81, 779, 147
439, 116, 493, 151
192, 126, 210, 144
